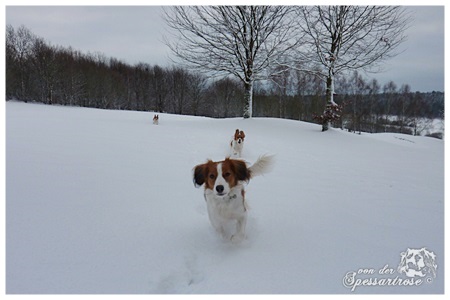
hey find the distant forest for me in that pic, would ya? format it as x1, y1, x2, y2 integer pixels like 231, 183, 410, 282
6, 25, 444, 137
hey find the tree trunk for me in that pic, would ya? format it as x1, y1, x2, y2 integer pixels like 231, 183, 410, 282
243, 81, 253, 119
322, 75, 334, 131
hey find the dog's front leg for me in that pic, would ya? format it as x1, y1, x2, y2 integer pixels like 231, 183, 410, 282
208, 213, 227, 239
215, 224, 227, 239
231, 216, 247, 243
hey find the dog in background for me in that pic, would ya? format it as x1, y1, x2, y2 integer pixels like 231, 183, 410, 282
153, 114, 159, 125
230, 129, 245, 158
193, 154, 274, 243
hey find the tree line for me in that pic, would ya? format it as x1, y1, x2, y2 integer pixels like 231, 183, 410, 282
254, 71, 444, 137
5, 24, 444, 137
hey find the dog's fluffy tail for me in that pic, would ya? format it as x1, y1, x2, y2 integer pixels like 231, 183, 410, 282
249, 154, 275, 178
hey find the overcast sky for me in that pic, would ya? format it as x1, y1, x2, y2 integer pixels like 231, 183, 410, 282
4, 3, 446, 92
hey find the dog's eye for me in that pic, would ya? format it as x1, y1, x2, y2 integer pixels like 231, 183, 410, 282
209, 174, 216, 179
224, 172, 231, 178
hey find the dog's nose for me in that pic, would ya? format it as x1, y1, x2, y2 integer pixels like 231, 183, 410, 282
216, 185, 224, 194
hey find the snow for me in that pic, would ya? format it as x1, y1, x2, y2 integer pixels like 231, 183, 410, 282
5, 101, 444, 294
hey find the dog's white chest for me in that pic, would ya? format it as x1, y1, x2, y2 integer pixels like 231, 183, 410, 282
205, 189, 245, 220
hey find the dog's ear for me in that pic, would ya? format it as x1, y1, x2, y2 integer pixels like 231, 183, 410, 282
234, 129, 240, 140
229, 159, 251, 182
193, 163, 206, 187
422, 249, 437, 276
240, 130, 245, 139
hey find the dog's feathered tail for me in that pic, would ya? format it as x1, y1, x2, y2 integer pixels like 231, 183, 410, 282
249, 154, 275, 178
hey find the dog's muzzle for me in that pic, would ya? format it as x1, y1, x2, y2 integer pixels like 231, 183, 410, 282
216, 185, 225, 196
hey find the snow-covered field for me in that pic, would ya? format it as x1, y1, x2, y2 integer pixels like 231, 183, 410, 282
5, 101, 444, 294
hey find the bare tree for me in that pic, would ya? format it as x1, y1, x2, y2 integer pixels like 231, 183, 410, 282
270, 64, 292, 118
383, 80, 397, 132
208, 77, 242, 117
367, 78, 380, 133
151, 65, 169, 113
349, 71, 368, 134
32, 38, 60, 104
398, 84, 411, 133
6, 25, 36, 101
163, 6, 299, 118
295, 6, 411, 131
169, 66, 190, 115
187, 73, 207, 116
409, 92, 431, 136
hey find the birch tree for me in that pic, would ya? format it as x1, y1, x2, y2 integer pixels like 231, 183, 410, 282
296, 6, 411, 131
163, 6, 299, 118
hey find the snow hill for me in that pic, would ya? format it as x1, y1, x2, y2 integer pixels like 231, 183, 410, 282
5, 101, 444, 294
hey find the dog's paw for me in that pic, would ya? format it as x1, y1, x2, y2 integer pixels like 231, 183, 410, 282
231, 233, 245, 243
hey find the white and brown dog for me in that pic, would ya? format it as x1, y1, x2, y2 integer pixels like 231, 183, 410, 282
193, 154, 274, 242
153, 114, 159, 125
230, 129, 245, 158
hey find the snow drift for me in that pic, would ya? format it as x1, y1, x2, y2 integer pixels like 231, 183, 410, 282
5, 101, 444, 294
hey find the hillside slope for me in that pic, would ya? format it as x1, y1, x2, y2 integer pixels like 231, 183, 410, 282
5, 101, 444, 294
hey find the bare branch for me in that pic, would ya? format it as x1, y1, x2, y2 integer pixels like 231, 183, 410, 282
163, 6, 301, 118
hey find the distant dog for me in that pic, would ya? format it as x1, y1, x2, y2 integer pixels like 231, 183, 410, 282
193, 154, 274, 242
230, 129, 245, 157
153, 114, 159, 125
